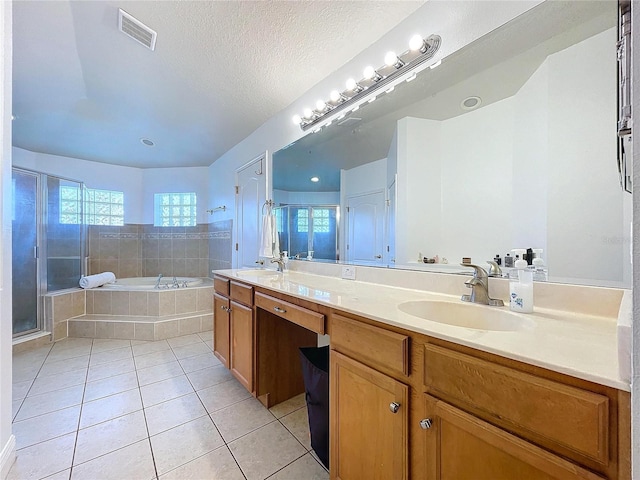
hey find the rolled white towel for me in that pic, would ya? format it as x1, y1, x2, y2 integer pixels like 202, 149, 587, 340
79, 272, 116, 289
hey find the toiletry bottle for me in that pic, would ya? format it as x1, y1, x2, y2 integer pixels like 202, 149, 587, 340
504, 253, 513, 268
493, 254, 502, 266
531, 248, 547, 281
509, 250, 533, 313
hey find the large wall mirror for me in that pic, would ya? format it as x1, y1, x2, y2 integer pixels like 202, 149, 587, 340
272, 1, 632, 288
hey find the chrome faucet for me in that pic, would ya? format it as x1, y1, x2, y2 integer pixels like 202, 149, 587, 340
270, 252, 286, 272
486, 260, 502, 277
172, 276, 179, 288
154, 274, 163, 289
460, 263, 504, 306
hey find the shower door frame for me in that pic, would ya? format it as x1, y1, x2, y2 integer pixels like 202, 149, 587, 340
12, 167, 87, 339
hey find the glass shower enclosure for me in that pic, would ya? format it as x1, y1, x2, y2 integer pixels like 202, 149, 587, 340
275, 205, 339, 261
12, 168, 86, 337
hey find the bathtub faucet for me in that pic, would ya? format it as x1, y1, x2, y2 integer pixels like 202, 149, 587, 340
154, 274, 163, 289
172, 276, 179, 288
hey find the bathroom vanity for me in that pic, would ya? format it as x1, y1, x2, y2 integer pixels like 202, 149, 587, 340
212, 269, 630, 480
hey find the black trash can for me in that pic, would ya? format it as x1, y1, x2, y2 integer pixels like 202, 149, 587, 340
299, 345, 330, 469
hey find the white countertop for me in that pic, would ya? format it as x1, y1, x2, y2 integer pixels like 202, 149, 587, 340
214, 269, 629, 392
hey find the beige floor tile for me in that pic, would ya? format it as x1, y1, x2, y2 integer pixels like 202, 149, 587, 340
86, 357, 136, 383
46, 344, 92, 363
145, 392, 207, 436
159, 446, 244, 480
39, 355, 90, 378
83, 371, 138, 402
280, 407, 312, 450
91, 338, 131, 354
268, 453, 329, 479
309, 450, 329, 471
51, 338, 93, 351
136, 360, 184, 386
171, 342, 210, 360
269, 393, 306, 419
16, 384, 84, 421
74, 410, 148, 465
134, 349, 177, 370
43, 469, 71, 479
12, 379, 34, 400
28, 368, 88, 396
140, 374, 193, 407
89, 346, 132, 366
185, 365, 233, 391
150, 416, 224, 476
11, 365, 40, 385
7, 432, 76, 480
70, 439, 155, 480
197, 379, 252, 413
13, 345, 51, 367
211, 397, 276, 442
13, 405, 81, 449
79, 389, 143, 429
12, 399, 23, 420
228, 421, 307, 480
196, 331, 213, 343
132, 339, 170, 357
166, 334, 201, 348
204, 340, 214, 351
178, 351, 221, 373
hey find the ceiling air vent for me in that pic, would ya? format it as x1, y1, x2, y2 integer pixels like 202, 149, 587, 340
118, 9, 157, 51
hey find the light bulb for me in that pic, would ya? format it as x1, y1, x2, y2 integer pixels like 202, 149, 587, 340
409, 34, 425, 52
330, 90, 342, 102
316, 99, 326, 111
385, 52, 397, 67
363, 66, 376, 79
310, 177, 320, 183
346, 78, 357, 91
292, 114, 302, 125
303, 108, 313, 119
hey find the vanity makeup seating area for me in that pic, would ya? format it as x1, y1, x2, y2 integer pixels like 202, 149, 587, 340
212, 267, 630, 480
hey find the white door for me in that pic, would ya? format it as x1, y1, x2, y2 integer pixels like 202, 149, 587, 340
385, 177, 396, 266
346, 190, 385, 265
235, 154, 266, 269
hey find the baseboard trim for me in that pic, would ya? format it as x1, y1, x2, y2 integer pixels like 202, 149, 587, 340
0, 434, 16, 480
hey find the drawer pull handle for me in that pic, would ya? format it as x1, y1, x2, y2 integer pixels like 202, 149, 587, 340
274, 306, 287, 313
420, 418, 433, 430
389, 402, 400, 414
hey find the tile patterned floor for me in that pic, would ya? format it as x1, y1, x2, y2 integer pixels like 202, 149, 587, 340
9, 332, 329, 480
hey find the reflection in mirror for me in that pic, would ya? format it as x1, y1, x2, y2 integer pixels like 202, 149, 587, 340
274, 205, 339, 261
272, 1, 631, 288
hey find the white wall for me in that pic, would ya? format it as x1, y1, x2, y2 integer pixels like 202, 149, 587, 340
12, 148, 210, 225
207, 0, 542, 268
0, 1, 14, 477
273, 190, 339, 206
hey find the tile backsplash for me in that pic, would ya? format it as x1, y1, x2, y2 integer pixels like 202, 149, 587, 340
88, 219, 233, 279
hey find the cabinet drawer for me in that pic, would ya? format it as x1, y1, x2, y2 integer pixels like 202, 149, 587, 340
230, 281, 253, 307
424, 344, 610, 465
213, 275, 229, 296
331, 314, 409, 376
255, 292, 325, 334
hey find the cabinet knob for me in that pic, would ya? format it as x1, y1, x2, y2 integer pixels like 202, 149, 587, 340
220, 305, 226, 310
420, 418, 433, 430
389, 402, 400, 413
274, 306, 287, 313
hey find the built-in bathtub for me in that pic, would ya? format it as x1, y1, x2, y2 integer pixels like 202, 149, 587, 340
103, 276, 203, 290
45, 277, 214, 342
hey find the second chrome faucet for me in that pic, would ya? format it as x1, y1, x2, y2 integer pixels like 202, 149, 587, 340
460, 263, 504, 306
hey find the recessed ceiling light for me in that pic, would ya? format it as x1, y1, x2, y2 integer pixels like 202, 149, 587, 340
461, 96, 482, 110
141, 138, 155, 146
310, 177, 320, 183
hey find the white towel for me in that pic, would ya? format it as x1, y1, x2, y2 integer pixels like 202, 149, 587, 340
259, 214, 280, 258
79, 272, 116, 289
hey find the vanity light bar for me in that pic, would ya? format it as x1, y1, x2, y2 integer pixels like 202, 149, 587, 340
293, 34, 441, 132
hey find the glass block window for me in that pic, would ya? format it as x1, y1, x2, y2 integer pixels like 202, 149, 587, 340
296, 208, 309, 233
60, 187, 124, 226
154, 192, 197, 227
312, 208, 330, 233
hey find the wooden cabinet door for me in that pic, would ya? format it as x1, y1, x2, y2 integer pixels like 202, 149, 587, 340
330, 350, 408, 480
213, 293, 230, 368
420, 394, 605, 480
230, 300, 254, 392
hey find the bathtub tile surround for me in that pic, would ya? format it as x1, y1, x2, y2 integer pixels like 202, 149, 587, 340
87, 220, 233, 280
44, 281, 214, 342
9, 333, 328, 479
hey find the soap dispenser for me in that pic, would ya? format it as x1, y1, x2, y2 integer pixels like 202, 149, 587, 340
509, 249, 533, 313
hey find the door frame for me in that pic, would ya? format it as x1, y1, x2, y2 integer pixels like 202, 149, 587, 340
344, 188, 385, 265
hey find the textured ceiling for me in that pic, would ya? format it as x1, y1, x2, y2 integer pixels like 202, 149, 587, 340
12, 1, 424, 168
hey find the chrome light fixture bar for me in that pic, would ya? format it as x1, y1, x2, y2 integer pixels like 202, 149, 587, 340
294, 34, 441, 132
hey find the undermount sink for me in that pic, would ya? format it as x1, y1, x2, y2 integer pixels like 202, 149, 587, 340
398, 300, 532, 332
236, 269, 282, 277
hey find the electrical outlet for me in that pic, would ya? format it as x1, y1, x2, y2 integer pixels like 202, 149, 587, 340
341, 266, 356, 280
